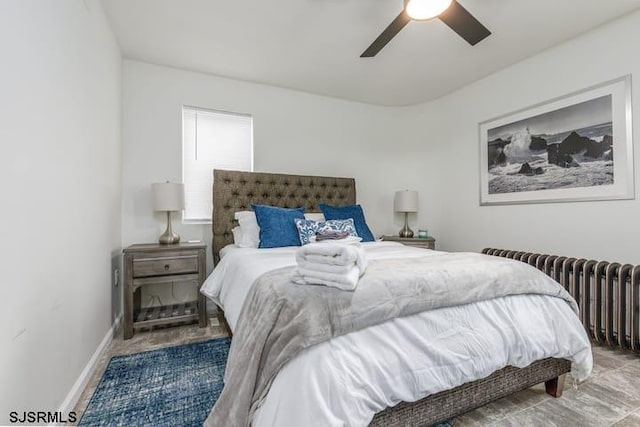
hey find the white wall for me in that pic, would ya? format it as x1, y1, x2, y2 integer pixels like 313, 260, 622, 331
122, 60, 439, 277
0, 0, 121, 421
411, 10, 640, 264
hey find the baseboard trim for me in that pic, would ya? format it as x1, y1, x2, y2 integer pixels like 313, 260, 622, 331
56, 314, 122, 419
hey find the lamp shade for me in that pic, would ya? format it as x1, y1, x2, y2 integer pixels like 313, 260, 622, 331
394, 190, 419, 213
152, 182, 185, 211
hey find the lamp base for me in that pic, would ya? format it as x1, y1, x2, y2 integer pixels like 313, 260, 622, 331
159, 211, 181, 245
399, 228, 414, 238
159, 232, 181, 245
398, 212, 414, 238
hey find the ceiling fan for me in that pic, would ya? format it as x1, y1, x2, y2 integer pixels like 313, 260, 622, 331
361, 0, 491, 57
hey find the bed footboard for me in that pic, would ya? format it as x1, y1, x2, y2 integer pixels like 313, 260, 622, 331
369, 358, 571, 426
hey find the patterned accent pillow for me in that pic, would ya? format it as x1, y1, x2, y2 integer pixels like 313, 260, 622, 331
295, 218, 358, 245
294, 219, 319, 245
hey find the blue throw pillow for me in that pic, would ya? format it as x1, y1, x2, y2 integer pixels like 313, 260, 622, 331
252, 204, 306, 248
294, 218, 358, 245
319, 204, 375, 242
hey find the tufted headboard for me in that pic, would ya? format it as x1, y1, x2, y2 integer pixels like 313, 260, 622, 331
212, 169, 356, 263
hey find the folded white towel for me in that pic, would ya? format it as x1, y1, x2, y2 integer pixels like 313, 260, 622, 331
292, 243, 368, 290
296, 243, 368, 271
309, 235, 363, 245
296, 260, 355, 275
291, 266, 361, 291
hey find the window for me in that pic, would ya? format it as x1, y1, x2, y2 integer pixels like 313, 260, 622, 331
182, 106, 253, 223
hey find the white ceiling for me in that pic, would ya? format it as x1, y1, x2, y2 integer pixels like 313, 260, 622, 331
102, 0, 640, 106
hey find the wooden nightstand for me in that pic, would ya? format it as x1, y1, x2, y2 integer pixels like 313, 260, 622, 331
123, 242, 207, 339
380, 235, 436, 250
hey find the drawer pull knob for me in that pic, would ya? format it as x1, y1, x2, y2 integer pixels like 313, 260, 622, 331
164, 264, 170, 270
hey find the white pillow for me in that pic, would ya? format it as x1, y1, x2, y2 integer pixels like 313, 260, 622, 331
231, 226, 242, 246
234, 211, 260, 248
304, 212, 325, 222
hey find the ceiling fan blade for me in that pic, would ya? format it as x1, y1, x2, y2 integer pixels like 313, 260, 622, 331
360, 11, 411, 58
438, 0, 491, 46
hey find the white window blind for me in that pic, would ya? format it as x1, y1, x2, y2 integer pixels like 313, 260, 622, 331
182, 106, 253, 223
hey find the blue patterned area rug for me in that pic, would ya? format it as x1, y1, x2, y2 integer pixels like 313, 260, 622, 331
80, 336, 452, 427
79, 337, 231, 427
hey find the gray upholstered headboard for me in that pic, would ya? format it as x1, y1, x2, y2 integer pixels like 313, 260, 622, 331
212, 169, 356, 263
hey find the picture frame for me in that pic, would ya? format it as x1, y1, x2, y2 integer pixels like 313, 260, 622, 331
479, 75, 634, 206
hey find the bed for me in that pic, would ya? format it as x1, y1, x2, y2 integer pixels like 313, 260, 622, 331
202, 169, 592, 426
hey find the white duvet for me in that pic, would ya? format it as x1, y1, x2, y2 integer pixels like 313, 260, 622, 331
201, 242, 592, 427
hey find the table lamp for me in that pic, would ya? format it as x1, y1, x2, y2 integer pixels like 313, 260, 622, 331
394, 190, 418, 238
152, 182, 185, 244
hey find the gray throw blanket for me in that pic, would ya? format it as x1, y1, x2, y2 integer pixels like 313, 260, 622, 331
205, 252, 577, 427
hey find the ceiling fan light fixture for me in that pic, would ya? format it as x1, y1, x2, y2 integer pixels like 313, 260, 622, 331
405, 0, 453, 20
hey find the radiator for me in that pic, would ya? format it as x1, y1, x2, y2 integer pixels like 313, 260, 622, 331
482, 248, 640, 352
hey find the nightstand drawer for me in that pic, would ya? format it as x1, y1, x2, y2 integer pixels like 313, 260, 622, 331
133, 255, 198, 277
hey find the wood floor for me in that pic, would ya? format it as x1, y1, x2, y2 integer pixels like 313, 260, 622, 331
455, 344, 640, 426
74, 321, 640, 427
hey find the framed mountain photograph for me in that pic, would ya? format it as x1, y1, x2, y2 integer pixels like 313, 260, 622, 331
479, 75, 633, 205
